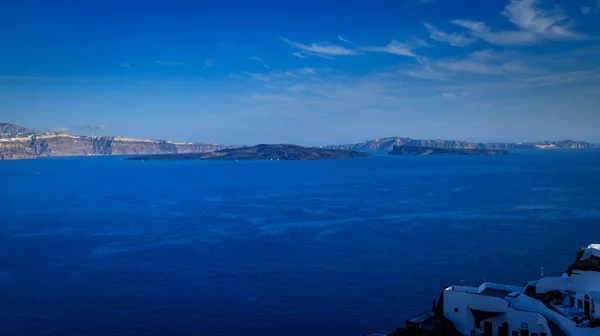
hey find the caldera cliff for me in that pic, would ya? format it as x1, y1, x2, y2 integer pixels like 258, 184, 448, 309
0, 123, 230, 160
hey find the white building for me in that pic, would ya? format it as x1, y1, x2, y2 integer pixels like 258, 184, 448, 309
397, 244, 600, 336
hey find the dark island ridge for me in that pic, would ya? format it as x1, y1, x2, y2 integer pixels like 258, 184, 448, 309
126, 144, 373, 161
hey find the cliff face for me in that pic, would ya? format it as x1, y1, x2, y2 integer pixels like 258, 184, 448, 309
330, 137, 413, 151
327, 137, 600, 151
0, 129, 230, 160
0, 140, 37, 160
31, 134, 96, 157
389, 145, 508, 156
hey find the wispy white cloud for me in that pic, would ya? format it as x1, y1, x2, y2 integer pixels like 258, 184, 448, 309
121, 62, 131, 69
251, 56, 262, 61
362, 37, 433, 57
409, 37, 432, 48
441, 92, 457, 99
502, 0, 574, 36
424, 23, 477, 47
338, 35, 353, 43
451, 19, 537, 45
362, 40, 417, 57
280, 37, 360, 58
436, 49, 533, 75
291, 52, 307, 59
156, 61, 192, 67
398, 49, 536, 81
307, 52, 335, 60
404, 58, 451, 80
448, 0, 584, 46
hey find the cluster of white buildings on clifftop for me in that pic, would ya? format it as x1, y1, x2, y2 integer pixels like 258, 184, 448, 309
396, 244, 600, 336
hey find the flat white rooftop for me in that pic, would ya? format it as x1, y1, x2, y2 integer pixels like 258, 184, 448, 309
447, 282, 524, 299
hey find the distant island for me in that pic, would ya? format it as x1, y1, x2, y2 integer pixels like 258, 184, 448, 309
389, 145, 509, 156
1, 121, 598, 161
126, 144, 372, 161
326, 137, 600, 151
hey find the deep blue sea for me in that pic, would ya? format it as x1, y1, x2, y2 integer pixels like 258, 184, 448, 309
2, 150, 600, 336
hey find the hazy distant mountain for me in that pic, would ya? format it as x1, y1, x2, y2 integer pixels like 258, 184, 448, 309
0, 122, 38, 136
325, 137, 600, 151
0, 123, 231, 160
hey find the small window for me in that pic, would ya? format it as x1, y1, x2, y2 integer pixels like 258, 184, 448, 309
454, 308, 459, 313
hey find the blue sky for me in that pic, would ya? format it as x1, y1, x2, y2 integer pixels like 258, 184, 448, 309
1, 0, 599, 145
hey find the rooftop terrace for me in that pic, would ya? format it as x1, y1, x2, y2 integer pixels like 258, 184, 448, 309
447, 282, 524, 299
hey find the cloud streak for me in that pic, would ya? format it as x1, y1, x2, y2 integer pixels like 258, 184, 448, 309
292, 52, 307, 59
442, 0, 584, 46
502, 0, 575, 36
404, 58, 450, 81
338, 35, 353, 43
435, 50, 533, 75
424, 23, 477, 47
362, 40, 418, 57
280, 37, 360, 58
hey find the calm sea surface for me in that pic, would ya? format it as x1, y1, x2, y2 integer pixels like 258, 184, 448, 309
1, 150, 600, 336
